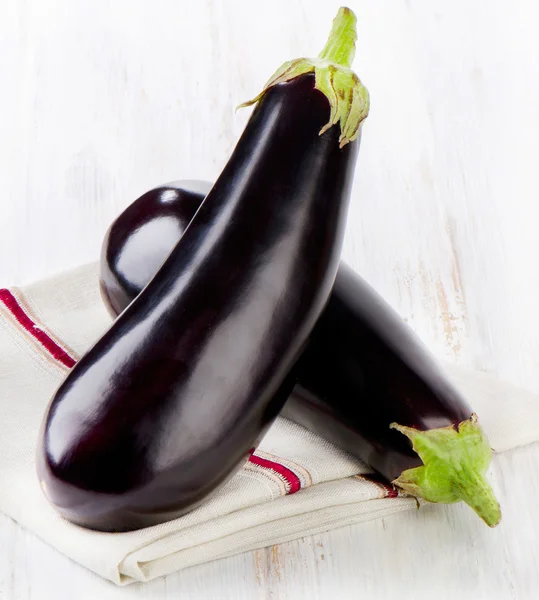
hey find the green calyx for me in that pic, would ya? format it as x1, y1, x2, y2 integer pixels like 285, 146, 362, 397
390, 414, 502, 528
238, 7, 370, 148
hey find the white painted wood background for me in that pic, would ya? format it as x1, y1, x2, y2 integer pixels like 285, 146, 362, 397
1, 0, 538, 597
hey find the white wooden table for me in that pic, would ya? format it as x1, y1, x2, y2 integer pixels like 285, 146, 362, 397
1, 0, 538, 597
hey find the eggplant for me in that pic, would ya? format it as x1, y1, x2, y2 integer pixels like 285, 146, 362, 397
101, 183, 501, 528
37, 7, 370, 532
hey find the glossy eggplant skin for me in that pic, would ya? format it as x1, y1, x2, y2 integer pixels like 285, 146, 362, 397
100, 181, 212, 317
100, 183, 473, 488
37, 74, 360, 532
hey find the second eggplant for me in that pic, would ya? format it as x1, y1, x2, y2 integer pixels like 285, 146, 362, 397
100, 195, 501, 524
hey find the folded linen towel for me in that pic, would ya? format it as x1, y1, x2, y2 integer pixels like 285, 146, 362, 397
0, 263, 537, 585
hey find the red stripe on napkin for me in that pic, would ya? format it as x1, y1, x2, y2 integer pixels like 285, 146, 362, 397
249, 454, 302, 494
359, 473, 399, 498
0, 289, 76, 368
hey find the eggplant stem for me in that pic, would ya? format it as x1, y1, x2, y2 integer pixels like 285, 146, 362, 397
238, 7, 370, 147
390, 414, 502, 528
318, 7, 357, 68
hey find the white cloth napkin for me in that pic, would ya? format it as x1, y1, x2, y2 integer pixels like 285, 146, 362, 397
1, 263, 538, 585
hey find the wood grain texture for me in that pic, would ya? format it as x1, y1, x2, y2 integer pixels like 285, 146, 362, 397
1, 0, 538, 597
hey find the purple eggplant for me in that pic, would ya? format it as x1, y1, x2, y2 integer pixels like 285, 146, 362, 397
37, 7, 369, 532
101, 182, 501, 528
99, 175, 501, 521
